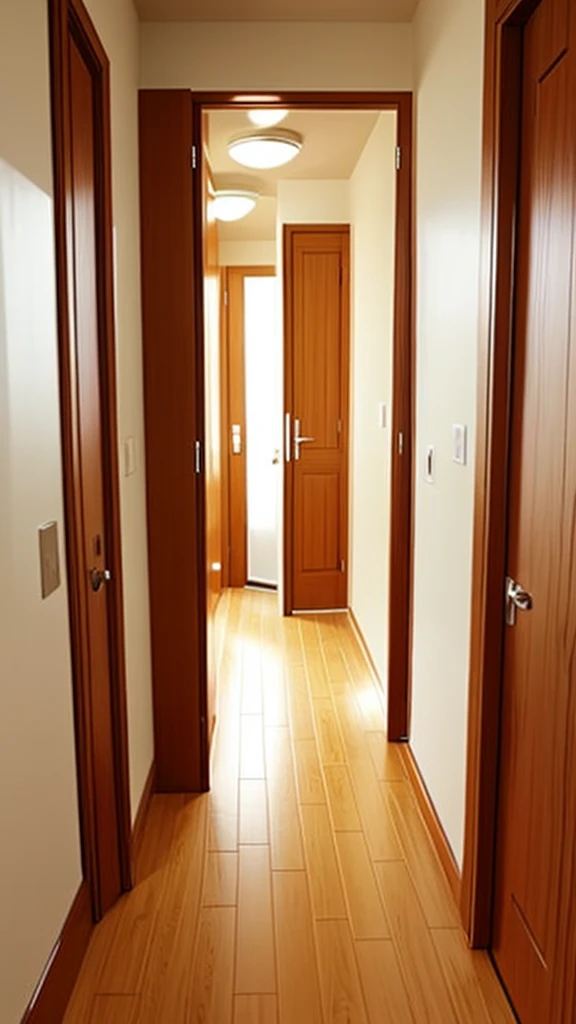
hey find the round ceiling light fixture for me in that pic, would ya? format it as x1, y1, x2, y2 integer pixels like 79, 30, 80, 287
247, 108, 288, 129
212, 189, 259, 222
228, 129, 303, 170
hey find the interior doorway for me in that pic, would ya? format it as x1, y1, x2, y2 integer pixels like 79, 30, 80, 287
221, 266, 279, 591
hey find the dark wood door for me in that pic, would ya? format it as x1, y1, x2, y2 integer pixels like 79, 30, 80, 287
284, 226, 350, 612
68, 36, 122, 914
492, 1, 576, 1020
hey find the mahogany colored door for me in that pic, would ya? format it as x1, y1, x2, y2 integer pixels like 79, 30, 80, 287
68, 37, 122, 916
492, 1, 576, 1020
284, 226, 350, 612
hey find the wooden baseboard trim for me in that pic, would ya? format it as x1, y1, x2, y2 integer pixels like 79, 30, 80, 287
347, 607, 383, 689
21, 881, 93, 1024
131, 761, 155, 868
401, 744, 462, 907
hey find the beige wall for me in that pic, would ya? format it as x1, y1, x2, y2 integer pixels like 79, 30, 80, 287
349, 113, 397, 691
0, 1, 152, 1019
219, 239, 277, 266
410, 0, 485, 865
140, 21, 413, 91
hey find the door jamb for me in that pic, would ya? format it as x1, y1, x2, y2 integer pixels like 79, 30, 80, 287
193, 91, 414, 744
48, 0, 133, 919
461, 0, 532, 945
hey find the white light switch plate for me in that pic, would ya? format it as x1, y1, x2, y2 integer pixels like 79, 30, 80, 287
378, 402, 387, 429
452, 424, 468, 466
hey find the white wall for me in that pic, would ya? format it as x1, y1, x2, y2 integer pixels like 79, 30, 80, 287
219, 239, 276, 266
349, 113, 397, 692
410, 0, 484, 866
0, 1, 152, 1020
277, 179, 350, 225
140, 22, 413, 91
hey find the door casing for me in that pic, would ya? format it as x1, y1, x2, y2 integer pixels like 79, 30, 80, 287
194, 91, 414, 744
49, 0, 132, 919
461, 0, 570, 949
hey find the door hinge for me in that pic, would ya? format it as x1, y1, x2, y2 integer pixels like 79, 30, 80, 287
340, 559, 346, 573
194, 440, 202, 474
191, 144, 197, 170
224, 289, 229, 307
395, 146, 402, 171
398, 431, 404, 455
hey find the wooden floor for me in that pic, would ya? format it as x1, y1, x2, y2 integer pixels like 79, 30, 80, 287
64, 588, 514, 1024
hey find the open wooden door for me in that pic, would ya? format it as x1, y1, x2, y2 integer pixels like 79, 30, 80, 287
283, 225, 350, 613
139, 91, 209, 791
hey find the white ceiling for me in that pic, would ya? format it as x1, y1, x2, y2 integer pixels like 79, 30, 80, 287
207, 108, 379, 241
136, 0, 417, 22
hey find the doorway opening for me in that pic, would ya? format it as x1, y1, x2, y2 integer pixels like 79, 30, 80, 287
138, 90, 413, 799
221, 266, 279, 591
199, 96, 414, 741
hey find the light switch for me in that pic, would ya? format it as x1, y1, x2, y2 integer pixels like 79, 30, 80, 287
39, 521, 61, 599
425, 445, 435, 484
123, 437, 137, 477
378, 403, 387, 429
452, 424, 468, 466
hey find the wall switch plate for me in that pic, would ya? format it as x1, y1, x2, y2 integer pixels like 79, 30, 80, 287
39, 521, 61, 599
378, 402, 387, 429
123, 436, 137, 477
452, 423, 468, 466
425, 445, 435, 484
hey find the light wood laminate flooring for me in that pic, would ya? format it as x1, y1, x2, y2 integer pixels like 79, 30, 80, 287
63, 588, 514, 1024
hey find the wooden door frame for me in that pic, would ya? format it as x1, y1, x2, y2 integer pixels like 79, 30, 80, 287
461, 0, 539, 946
49, 0, 133, 919
283, 223, 351, 616
220, 265, 276, 590
194, 91, 414, 742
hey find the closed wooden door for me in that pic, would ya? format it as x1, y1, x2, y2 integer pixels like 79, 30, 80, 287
492, 0, 576, 1020
284, 226, 350, 612
67, 35, 123, 913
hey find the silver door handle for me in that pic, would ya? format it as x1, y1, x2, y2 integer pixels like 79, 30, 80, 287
294, 418, 315, 461
89, 567, 112, 592
506, 576, 533, 626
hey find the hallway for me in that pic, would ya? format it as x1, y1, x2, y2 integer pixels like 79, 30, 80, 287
63, 589, 513, 1023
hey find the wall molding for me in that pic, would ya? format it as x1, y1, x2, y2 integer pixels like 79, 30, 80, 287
347, 607, 384, 692
131, 761, 156, 869
20, 882, 93, 1024
401, 744, 462, 906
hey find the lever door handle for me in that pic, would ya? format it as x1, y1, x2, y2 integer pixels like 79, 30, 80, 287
89, 567, 112, 593
293, 418, 316, 460
506, 576, 533, 626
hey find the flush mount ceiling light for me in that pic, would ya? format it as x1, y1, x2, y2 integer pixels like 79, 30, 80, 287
212, 189, 259, 222
228, 129, 303, 170
247, 108, 288, 129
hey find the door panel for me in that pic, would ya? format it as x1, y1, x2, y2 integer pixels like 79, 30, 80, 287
69, 36, 121, 914
285, 227, 350, 612
492, 0, 576, 1020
